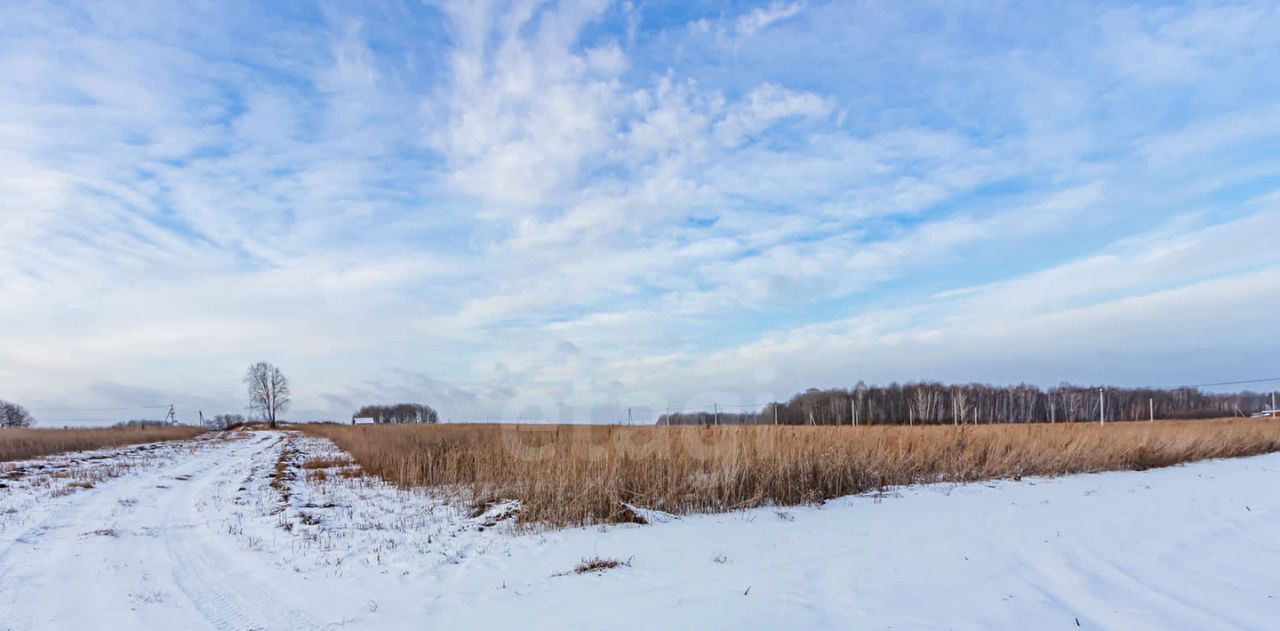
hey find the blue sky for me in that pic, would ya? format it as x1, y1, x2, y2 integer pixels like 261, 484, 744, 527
2, 0, 1280, 424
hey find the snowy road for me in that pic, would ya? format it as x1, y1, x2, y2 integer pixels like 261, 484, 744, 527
2, 430, 1279, 630
0, 433, 326, 630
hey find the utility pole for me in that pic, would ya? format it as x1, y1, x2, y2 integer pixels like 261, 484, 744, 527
714, 403, 718, 426
627, 407, 632, 426
773, 403, 778, 425
1099, 388, 1105, 426
1149, 398, 1154, 422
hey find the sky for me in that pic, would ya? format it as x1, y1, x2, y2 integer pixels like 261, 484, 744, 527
2, 0, 1280, 425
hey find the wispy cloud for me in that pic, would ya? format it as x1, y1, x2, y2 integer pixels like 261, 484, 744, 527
735, 2, 805, 38
688, 1, 806, 47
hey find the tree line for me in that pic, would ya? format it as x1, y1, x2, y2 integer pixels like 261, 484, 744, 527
115, 419, 179, 428
658, 382, 1275, 426
353, 403, 439, 424
204, 414, 246, 430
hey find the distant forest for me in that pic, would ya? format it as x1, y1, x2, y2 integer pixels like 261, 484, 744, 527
353, 403, 439, 424
657, 383, 1275, 426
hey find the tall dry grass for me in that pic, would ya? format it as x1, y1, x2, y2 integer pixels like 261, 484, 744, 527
0, 426, 206, 463
303, 419, 1280, 527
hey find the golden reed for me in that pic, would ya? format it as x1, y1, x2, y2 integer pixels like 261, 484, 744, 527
0, 426, 206, 463
304, 419, 1280, 527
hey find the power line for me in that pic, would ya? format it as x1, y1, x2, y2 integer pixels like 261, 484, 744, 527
31, 419, 119, 424
27, 404, 171, 412
32, 418, 180, 423
1156, 377, 1280, 389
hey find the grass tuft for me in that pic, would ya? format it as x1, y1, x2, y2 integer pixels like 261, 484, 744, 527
573, 557, 628, 574
301, 456, 351, 470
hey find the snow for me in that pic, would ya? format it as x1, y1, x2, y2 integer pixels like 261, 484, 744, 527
3, 430, 1279, 629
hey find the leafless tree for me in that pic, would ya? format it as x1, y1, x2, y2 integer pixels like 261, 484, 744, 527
950, 387, 971, 425
0, 400, 34, 427
244, 362, 289, 428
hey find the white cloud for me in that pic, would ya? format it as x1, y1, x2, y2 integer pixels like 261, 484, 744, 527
736, 2, 806, 38
686, 1, 806, 51
422, 0, 624, 208
713, 83, 832, 146
1139, 105, 1280, 164
628, 210, 1280, 404
1100, 3, 1278, 84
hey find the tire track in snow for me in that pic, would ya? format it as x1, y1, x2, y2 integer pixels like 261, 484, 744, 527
0, 440, 201, 568
0, 436, 233, 628
0, 433, 324, 630
160, 433, 325, 630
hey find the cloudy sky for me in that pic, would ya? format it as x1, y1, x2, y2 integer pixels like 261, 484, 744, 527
3, 0, 1279, 424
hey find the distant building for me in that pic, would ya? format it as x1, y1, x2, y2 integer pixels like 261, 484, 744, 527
352, 417, 377, 425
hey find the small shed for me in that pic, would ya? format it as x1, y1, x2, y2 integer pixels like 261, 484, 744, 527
352, 417, 377, 425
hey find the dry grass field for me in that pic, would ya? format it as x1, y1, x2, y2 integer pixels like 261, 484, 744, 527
0, 426, 206, 463
303, 419, 1280, 526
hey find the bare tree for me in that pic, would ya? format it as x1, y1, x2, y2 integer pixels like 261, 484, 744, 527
0, 400, 34, 428
244, 362, 289, 428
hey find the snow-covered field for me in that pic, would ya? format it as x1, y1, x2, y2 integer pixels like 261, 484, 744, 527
2, 430, 1277, 630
